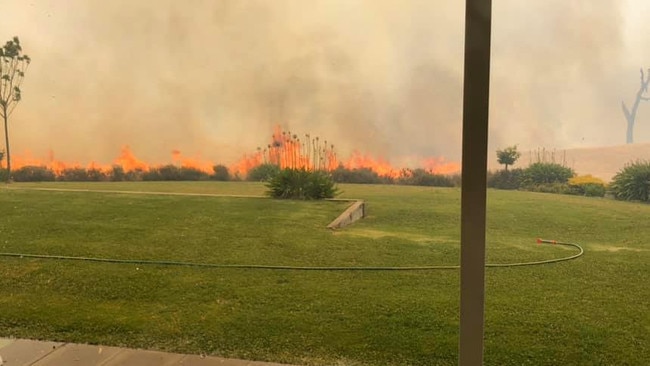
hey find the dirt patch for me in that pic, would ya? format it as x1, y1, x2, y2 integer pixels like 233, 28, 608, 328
589, 244, 648, 252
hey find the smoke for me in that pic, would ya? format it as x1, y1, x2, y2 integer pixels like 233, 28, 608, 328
2, 0, 646, 166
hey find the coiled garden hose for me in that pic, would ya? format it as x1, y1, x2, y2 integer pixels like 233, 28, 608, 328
0, 239, 582, 271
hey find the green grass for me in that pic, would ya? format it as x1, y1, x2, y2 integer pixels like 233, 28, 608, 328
1, 182, 648, 365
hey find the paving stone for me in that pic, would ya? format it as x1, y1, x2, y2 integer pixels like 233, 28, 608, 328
0, 339, 62, 366
32, 343, 122, 365
100, 348, 184, 366
178, 354, 291, 365
0, 338, 15, 349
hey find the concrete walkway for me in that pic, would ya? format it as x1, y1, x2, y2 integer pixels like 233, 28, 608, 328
0, 338, 293, 366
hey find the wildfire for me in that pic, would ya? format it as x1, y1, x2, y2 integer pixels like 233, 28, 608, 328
229, 127, 460, 178
6, 127, 461, 179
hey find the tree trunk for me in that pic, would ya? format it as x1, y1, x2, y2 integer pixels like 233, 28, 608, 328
626, 119, 634, 144
2, 107, 10, 183
622, 101, 636, 144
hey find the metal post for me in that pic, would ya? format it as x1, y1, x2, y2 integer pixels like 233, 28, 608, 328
459, 0, 492, 365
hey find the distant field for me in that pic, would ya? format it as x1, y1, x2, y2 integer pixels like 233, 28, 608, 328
1, 182, 648, 365
488, 142, 650, 182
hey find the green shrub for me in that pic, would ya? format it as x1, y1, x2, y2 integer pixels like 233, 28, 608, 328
567, 175, 606, 197
109, 165, 126, 181
448, 173, 462, 187
582, 184, 606, 197
266, 168, 338, 200
522, 162, 574, 186
0, 168, 8, 182
524, 183, 571, 195
180, 167, 209, 181
609, 160, 650, 202
331, 165, 382, 184
247, 163, 281, 182
12, 166, 56, 182
212, 164, 230, 181
487, 168, 524, 190
397, 168, 454, 187
58, 168, 92, 182
142, 165, 208, 181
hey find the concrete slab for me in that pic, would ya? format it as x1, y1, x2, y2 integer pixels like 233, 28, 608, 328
178, 354, 290, 365
327, 200, 365, 229
0, 338, 297, 366
100, 348, 184, 366
0, 339, 62, 366
0, 338, 15, 349
32, 343, 122, 365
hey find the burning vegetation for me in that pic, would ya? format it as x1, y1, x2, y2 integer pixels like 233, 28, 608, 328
2, 126, 460, 185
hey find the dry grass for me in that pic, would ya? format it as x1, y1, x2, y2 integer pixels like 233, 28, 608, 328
489, 142, 650, 182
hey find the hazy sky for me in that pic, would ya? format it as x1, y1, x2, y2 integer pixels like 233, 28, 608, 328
2, 0, 650, 166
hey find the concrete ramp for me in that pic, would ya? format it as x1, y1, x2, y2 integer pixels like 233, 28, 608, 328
327, 200, 365, 229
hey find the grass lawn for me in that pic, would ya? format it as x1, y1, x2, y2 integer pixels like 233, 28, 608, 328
1, 182, 648, 365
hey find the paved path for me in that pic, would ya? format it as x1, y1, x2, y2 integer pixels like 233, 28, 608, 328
0, 338, 293, 366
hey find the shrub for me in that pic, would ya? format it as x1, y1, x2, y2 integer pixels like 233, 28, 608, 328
525, 183, 571, 195
212, 164, 230, 181
86, 168, 108, 181
109, 165, 126, 181
397, 168, 454, 187
487, 168, 524, 190
58, 168, 91, 182
522, 162, 574, 186
180, 167, 209, 181
247, 163, 280, 182
609, 160, 650, 202
266, 168, 338, 200
12, 166, 56, 182
124, 168, 145, 182
142, 165, 208, 181
331, 165, 381, 184
0, 168, 8, 182
567, 175, 606, 197
448, 173, 462, 187
108, 165, 146, 181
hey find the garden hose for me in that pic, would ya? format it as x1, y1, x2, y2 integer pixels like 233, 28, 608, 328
0, 239, 582, 270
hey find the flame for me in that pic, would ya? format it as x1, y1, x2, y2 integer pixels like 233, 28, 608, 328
6, 127, 460, 179
230, 126, 339, 176
344, 150, 398, 178
170, 149, 214, 173
230, 126, 460, 178
114, 145, 149, 172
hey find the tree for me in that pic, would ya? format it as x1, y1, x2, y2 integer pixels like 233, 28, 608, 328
0, 36, 31, 183
496, 145, 521, 171
621, 68, 649, 144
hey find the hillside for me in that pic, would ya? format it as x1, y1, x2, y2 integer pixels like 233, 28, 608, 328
490, 143, 650, 182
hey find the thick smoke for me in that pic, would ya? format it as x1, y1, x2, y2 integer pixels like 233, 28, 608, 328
2, 0, 646, 166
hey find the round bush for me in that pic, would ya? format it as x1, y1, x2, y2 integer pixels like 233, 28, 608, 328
247, 163, 281, 182
568, 175, 606, 197
487, 168, 524, 190
523, 162, 575, 185
609, 160, 650, 202
266, 168, 338, 200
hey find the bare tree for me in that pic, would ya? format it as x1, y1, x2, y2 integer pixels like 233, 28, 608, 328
0, 36, 31, 183
621, 68, 649, 144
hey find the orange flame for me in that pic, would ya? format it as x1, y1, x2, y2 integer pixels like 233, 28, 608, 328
113, 145, 149, 172
230, 126, 460, 178
7, 127, 460, 179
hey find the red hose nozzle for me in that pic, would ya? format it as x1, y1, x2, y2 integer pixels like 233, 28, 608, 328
537, 238, 557, 244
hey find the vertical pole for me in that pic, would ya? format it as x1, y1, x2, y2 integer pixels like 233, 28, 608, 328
459, 0, 492, 365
